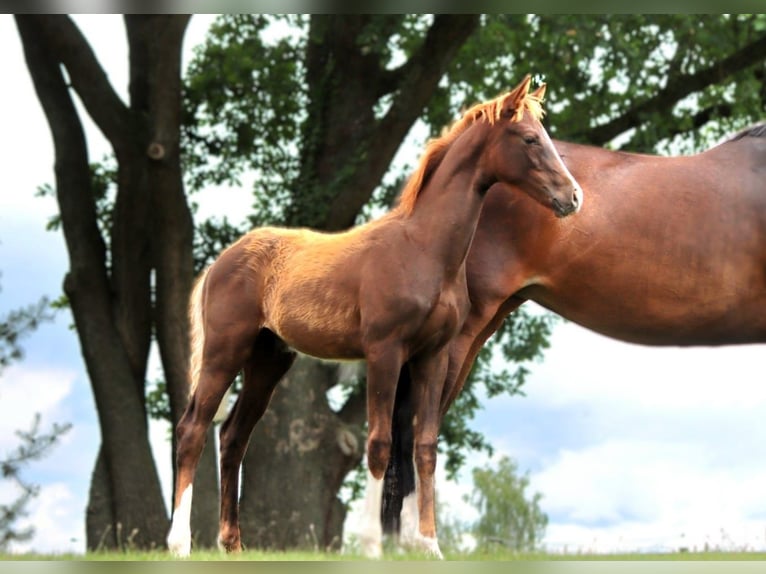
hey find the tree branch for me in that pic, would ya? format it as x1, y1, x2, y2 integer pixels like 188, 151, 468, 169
623, 103, 734, 151
379, 15, 478, 97
580, 32, 766, 146
27, 15, 132, 154
15, 16, 108, 290
324, 15, 480, 230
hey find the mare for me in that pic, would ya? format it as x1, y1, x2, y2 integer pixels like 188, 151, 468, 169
166, 75, 583, 558
378, 124, 766, 554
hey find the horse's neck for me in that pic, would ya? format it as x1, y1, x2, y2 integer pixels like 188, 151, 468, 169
406, 169, 484, 276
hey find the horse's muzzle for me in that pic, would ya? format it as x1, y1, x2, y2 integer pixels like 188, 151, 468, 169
552, 194, 580, 218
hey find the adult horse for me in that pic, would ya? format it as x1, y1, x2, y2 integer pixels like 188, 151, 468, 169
376, 122, 766, 555
166, 75, 583, 558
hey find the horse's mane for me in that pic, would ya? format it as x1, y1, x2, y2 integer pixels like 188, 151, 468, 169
396, 85, 545, 216
723, 121, 766, 144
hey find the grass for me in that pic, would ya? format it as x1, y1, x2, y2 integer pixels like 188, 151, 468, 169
4, 549, 766, 561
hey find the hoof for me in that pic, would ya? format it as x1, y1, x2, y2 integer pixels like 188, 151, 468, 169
420, 536, 444, 560
359, 530, 383, 559
217, 534, 243, 553
167, 528, 191, 558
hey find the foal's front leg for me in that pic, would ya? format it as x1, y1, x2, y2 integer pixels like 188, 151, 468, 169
359, 343, 405, 559
408, 350, 449, 559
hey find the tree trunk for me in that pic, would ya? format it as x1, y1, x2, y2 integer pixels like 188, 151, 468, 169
239, 357, 366, 550
16, 14, 219, 549
85, 449, 116, 550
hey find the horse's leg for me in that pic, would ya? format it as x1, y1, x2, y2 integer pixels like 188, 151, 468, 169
217, 330, 296, 553
440, 297, 524, 415
167, 359, 242, 557
359, 343, 405, 559
168, 267, 262, 557
407, 350, 449, 559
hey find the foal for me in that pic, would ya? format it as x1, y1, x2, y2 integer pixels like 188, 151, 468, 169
166, 75, 582, 558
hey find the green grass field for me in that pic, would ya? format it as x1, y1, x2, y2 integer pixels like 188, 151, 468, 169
4, 549, 766, 561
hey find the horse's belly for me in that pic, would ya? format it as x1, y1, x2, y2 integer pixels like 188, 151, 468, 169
270, 317, 365, 360
542, 295, 766, 346
264, 297, 365, 360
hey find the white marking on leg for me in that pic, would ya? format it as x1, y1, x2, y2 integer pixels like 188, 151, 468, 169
399, 491, 419, 549
167, 485, 193, 557
409, 450, 443, 559
359, 470, 383, 559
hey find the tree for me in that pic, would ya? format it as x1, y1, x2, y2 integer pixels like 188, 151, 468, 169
469, 456, 547, 553
15, 15, 219, 549
1, 415, 71, 552
0, 293, 52, 372
0, 281, 69, 551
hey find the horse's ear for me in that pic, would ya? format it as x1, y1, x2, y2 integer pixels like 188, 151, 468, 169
501, 74, 533, 119
530, 82, 546, 101
510, 74, 533, 106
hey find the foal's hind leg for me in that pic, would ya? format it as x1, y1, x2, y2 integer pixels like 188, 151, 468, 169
167, 362, 241, 557
217, 330, 296, 553
168, 317, 261, 555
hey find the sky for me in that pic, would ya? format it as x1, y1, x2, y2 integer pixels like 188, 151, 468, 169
1, 14, 766, 557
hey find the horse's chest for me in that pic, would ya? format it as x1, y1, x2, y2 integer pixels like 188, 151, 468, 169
414, 289, 469, 351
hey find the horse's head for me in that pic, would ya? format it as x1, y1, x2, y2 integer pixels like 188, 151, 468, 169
479, 75, 583, 218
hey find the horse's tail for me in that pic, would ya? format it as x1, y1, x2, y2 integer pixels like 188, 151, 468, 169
381, 363, 416, 535
188, 267, 211, 398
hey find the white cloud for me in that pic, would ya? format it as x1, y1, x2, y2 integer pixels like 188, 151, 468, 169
515, 437, 766, 553
518, 315, 766, 413
474, 313, 766, 554
0, 365, 78, 449
8, 482, 83, 555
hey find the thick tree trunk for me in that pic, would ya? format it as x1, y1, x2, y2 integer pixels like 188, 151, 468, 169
239, 357, 366, 550
16, 14, 219, 549
123, 15, 220, 547
85, 449, 116, 550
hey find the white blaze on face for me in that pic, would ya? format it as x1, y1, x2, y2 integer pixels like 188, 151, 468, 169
542, 125, 584, 212
359, 470, 384, 559
167, 485, 193, 558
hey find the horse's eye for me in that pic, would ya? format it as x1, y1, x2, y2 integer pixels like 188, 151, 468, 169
524, 135, 539, 145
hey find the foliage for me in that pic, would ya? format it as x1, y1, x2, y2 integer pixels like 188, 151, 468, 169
36, 159, 117, 239
469, 456, 548, 553
0, 414, 71, 552
182, 14, 306, 227
0, 279, 66, 552
0, 296, 53, 371
434, 495, 471, 555
431, 15, 766, 152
